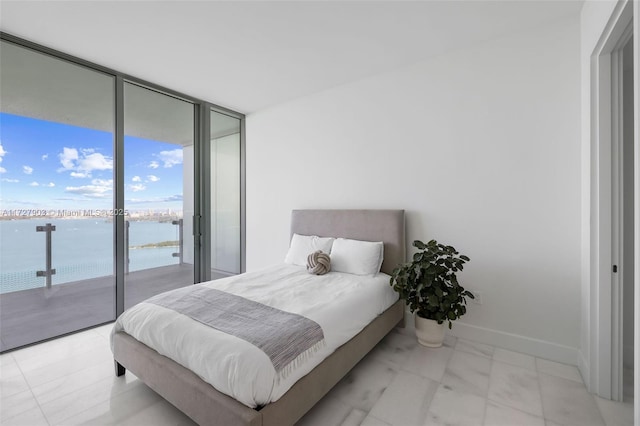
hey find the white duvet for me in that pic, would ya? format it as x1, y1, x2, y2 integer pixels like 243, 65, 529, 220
111, 264, 398, 408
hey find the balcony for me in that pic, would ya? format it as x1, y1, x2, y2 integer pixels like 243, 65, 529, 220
0, 264, 192, 352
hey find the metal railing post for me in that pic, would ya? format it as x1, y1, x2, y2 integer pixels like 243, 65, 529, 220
36, 223, 56, 288
125, 220, 130, 275
172, 219, 183, 265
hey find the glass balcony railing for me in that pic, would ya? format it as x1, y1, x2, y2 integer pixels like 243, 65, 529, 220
0, 217, 184, 295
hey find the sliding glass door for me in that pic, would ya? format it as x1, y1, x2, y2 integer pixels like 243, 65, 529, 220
123, 83, 195, 308
0, 40, 116, 351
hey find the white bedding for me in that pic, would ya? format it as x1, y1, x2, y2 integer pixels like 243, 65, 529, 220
111, 264, 398, 408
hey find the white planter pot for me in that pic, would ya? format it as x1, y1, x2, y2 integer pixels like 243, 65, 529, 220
414, 315, 446, 347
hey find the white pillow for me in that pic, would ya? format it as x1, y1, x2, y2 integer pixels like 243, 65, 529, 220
284, 234, 335, 266
330, 238, 384, 275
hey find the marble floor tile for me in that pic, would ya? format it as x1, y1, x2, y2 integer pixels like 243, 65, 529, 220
403, 344, 454, 382
21, 344, 113, 388
0, 360, 23, 380
593, 395, 633, 426
0, 351, 16, 367
369, 330, 418, 368
455, 339, 495, 359
483, 399, 544, 426
0, 389, 41, 422
492, 348, 536, 372
1, 320, 633, 426
0, 372, 30, 399
425, 384, 486, 426
487, 361, 543, 417
117, 398, 196, 426
40, 375, 145, 424
369, 371, 438, 425
329, 356, 398, 412
92, 322, 115, 339
441, 350, 492, 398
340, 408, 368, 426
31, 361, 120, 405
395, 321, 416, 338
1, 406, 49, 426
443, 334, 458, 348
539, 373, 605, 426
14, 333, 108, 375
10, 330, 105, 365
535, 358, 583, 383
296, 395, 354, 426
52, 399, 117, 426
360, 415, 391, 426
50, 382, 162, 426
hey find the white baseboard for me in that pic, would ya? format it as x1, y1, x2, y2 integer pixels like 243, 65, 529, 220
443, 321, 579, 366
395, 308, 579, 366
579, 351, 591, 391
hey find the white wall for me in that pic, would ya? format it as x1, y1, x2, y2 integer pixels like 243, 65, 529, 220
246, 17, 581, 363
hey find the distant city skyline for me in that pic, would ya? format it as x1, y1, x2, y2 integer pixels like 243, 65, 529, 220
0, 113, 185, 211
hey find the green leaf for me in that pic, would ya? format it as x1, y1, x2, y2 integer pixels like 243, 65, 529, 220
414, 240, 426, 249
388, 238, 471, 326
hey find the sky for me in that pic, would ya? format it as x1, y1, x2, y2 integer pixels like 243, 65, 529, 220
0, 113, 185, 212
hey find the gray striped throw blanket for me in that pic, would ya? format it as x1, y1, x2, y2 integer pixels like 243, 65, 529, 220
146, 286, 325, 381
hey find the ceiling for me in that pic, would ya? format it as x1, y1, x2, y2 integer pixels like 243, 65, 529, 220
0, 1, 584, 114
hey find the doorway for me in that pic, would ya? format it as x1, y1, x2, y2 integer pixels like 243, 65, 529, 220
619, 35, 635, 404
588, 0, 635, 403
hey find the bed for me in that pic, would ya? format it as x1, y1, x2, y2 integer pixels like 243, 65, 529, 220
111, 209, 405, 426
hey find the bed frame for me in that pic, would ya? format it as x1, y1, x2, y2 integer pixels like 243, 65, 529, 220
112, 209, 405, 426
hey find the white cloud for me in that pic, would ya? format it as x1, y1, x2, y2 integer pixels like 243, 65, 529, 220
45, 182, 55, 188
59, 147, 79, 170
70, 171, 90, 178
0, 167, 6, 174
148, 161, 160, 169
23, 165, 33, 175
78, 152, 112, 172
132, 176, 142, 182
129, 183, 146, 192
158, 149, 183, 168
127, 194, 183, 204
58, 147, 112, 178
91, 178, 113, 187
65, 182, 112, 198
147, 175, 160, 182
29, 181, 39, 187
2, 178, 18, 183
42, 154, 48, 161
0, 143, 6, 163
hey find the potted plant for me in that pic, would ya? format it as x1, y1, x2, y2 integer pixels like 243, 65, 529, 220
390, 239, 474, 347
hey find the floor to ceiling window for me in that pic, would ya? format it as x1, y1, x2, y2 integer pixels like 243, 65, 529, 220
0, 35, 245, 352
210, 110, 242, 278
0, 40, 116, 351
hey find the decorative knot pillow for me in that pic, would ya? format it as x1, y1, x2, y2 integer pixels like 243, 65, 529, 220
307, 250, 331, 275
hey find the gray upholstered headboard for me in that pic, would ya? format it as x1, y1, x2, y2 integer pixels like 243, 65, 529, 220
290, 209, 406, 275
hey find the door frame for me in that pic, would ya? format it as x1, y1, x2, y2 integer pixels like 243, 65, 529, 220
588, 0, 633, 402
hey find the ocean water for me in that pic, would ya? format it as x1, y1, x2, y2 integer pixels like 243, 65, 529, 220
0, 218, 182, 294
